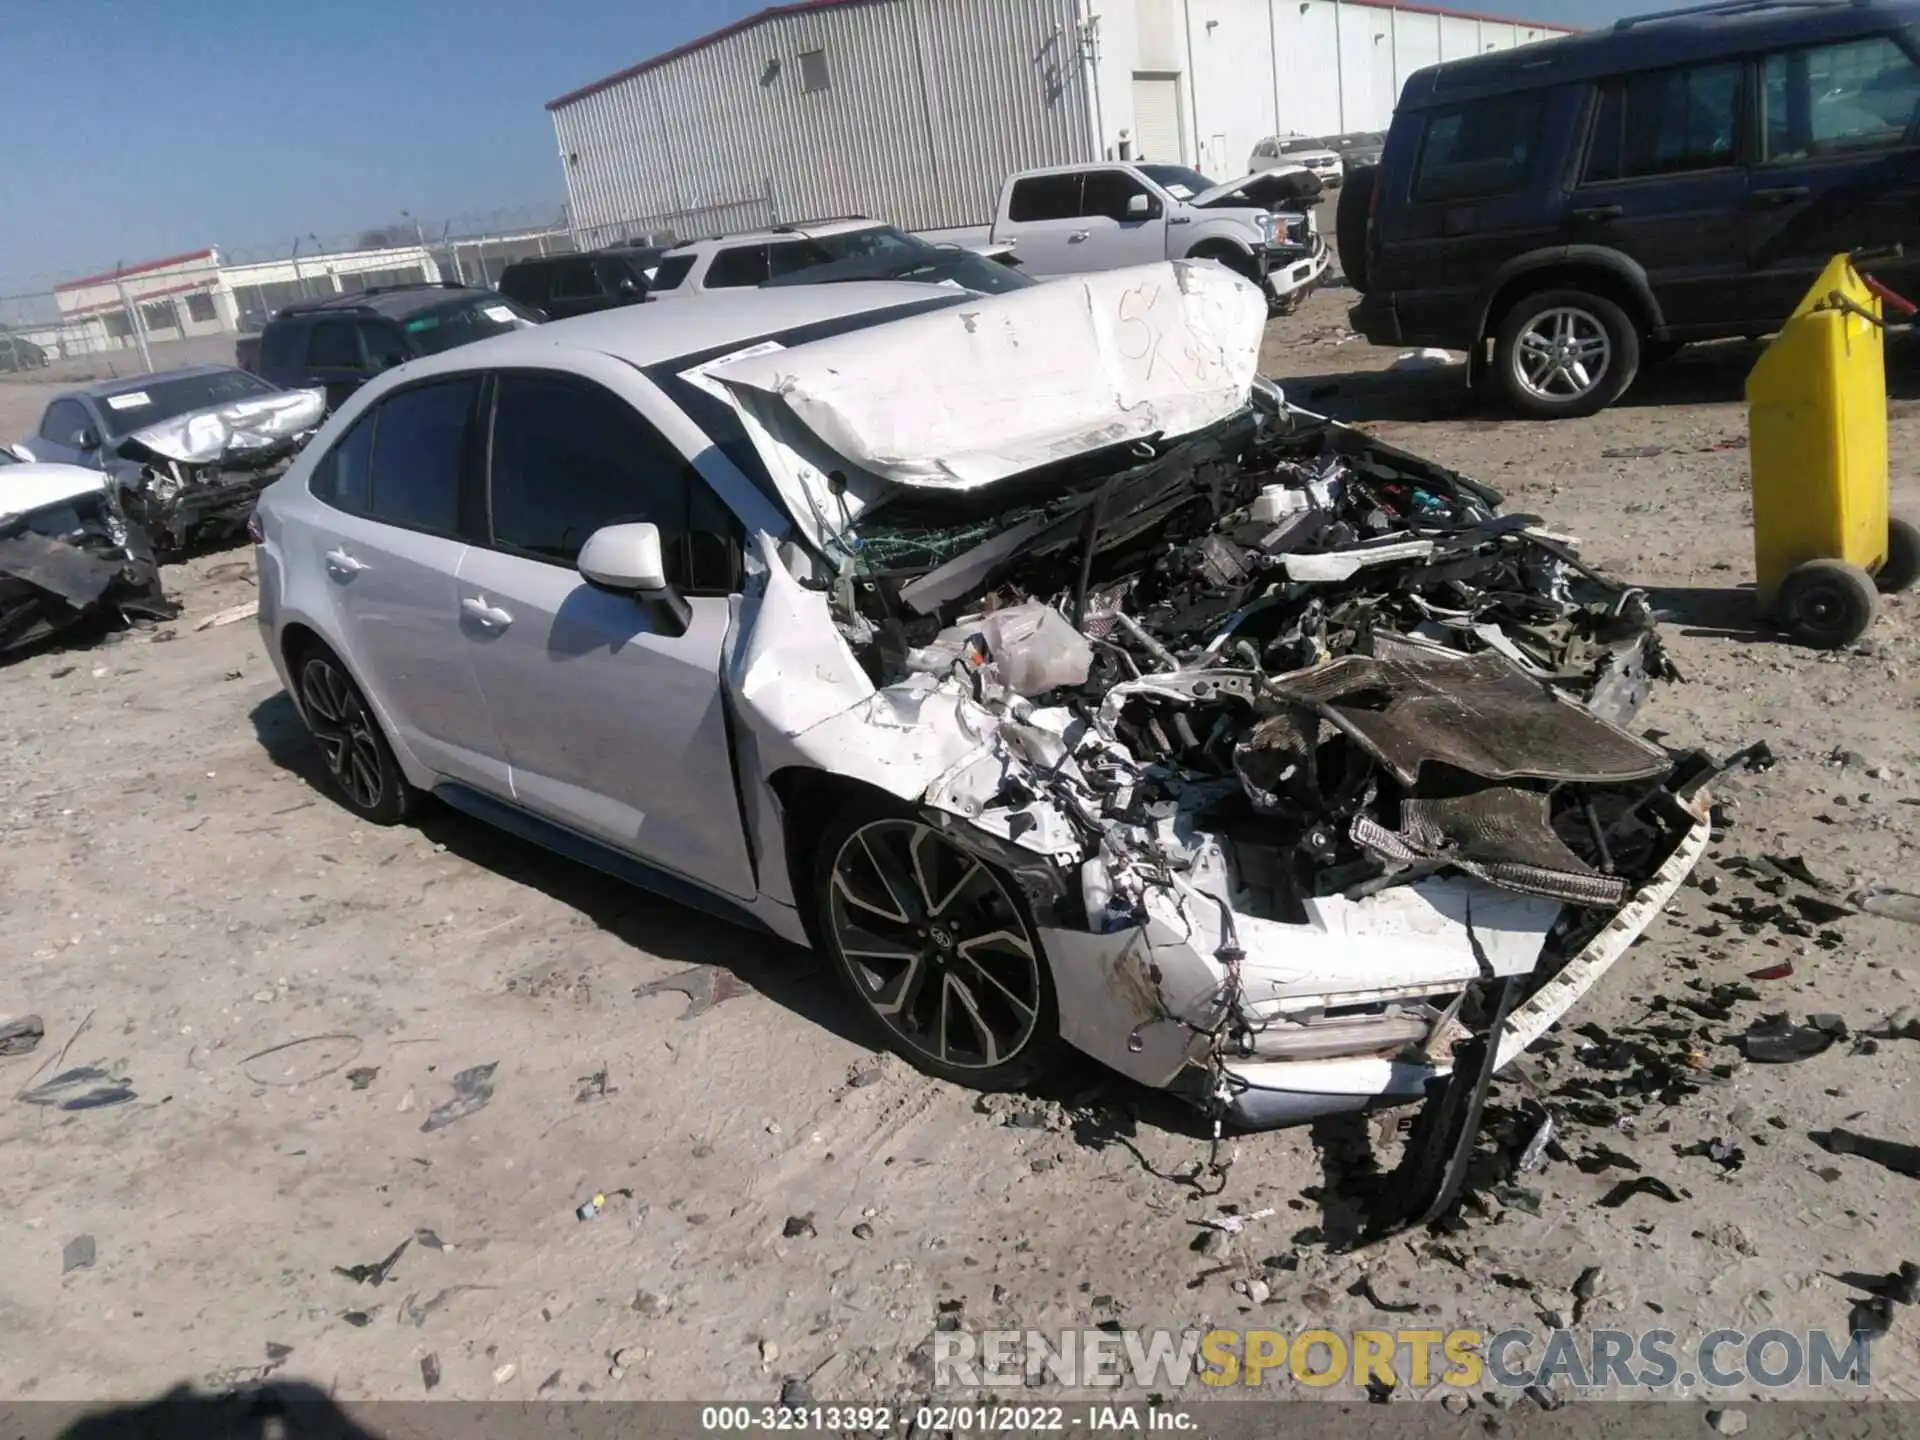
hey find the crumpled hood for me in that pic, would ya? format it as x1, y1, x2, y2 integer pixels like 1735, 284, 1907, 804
115, 388, 326, 467
705, 260, 1266, 548
1189, 164, 1314, 209
0, 462, 109, 524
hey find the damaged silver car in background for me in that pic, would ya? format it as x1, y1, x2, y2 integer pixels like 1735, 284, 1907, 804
256, 261, 1712, 1228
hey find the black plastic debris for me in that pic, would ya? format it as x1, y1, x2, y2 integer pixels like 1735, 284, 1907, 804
1791, 896, 1853, 926
1360, 1275, 1422, 1314
341, 1311, 372, 1327
1766, 854, 1832, 890
1814, 1129, 1920, 1180
20, 1066, 135, 1111
575, 1066, 614, 1104
62, 1234, 96, 1274
414, 1228, 447, 1251
265, 1342, 293, 1364
345, 1066, 378, 1091
1597, 1175, 1682, 1208
1851, 1296, 1894, 1338
0, 1015, 44, 1057
333, 1238, 409, 1286
420, 1353, 441, 1392
1576, 1145, 1642, 1175
1722, 741, 1776, 774
782, 1214, 818, 1240
420, 1061, 497, 1133
1680, 1138, 1746, 1173
1740, 1014, 1836, 1064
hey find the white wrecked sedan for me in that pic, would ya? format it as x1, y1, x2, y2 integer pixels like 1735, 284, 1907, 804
252, 262, 1710, 1173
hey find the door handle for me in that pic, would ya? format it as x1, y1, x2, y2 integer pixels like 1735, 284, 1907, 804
1068, 230, 1090, 242
1747, 185, 1810, 208
460, 595, 514, 629
324, 547, 366, 576
1572, 204, 1623, 223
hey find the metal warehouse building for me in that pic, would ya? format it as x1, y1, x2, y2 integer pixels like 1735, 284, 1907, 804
548, 0, 1572, 247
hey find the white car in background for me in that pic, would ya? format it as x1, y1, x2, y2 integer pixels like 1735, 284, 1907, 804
1250, 135, 1346, 187
647, 219, 1019, 298
248, 262, 1708, 1215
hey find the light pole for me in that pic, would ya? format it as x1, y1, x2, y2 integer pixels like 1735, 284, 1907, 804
112, 262, 154, 373
291, 235, 308, 299
402, 209, 434, 283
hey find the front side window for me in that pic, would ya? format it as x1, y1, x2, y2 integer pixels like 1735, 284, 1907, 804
364, 378, 477, 534
706, 245, 774, 288
1081, 169, 1154, 220
549, 258, 600, 300
1007, 174, 1081, 222
1762, 34, 1920, 163
306, 319, 363, 370
1413, 93, 1547, 202
486, 373, 737, 590
40, 399, 92, 444
1583, 61, 1742, 183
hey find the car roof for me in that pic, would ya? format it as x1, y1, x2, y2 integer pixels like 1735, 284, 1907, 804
64, 364, 244, 400
1400, 0, 1919, 109
505, 246, 664, 269
276, 285, 497, 321
349, 280, 965, 377
659, 219, 891, 257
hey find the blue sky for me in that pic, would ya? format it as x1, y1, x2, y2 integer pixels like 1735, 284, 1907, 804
1, 0, 1636, 288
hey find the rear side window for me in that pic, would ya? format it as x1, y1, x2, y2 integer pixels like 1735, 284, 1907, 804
706, 245, 773, 288
1412, 94, 1547, 202
259, 323, 303, 376
364, 378, 478, 534
1761, 34, 1920, 163
649, 254, 697, 291
1008, 174, 1082, 221
309, 413, 375, 512
486, 373, 738, 590
499, 263, 551, 305
306, 319, 362, 370
1583, 61, 1742, 183
549, 258, 600, 300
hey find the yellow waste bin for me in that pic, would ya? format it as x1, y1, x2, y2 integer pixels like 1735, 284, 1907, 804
1745, 250, 1918, 648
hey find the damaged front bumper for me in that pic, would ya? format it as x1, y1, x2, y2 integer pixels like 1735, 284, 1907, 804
1262, 234, 1329, 310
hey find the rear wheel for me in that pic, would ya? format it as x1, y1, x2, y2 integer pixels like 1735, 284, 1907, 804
294, 645, 415, 824
1493, 288, 1640, 419
813, 799, 1059, 1091
1875, 516, 1920, 594
1336, 163, 1377, 293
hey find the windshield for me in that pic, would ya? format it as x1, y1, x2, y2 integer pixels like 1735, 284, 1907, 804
1278, 137, 1333, 153
95, 370, 276, 439
813, 226, 922, 261
403, 296, 542, 355
766, 244, 1034, 294
1138, 164, 1218, 199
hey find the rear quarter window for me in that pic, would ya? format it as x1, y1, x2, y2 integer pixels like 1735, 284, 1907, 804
1412, 93, 1549, 202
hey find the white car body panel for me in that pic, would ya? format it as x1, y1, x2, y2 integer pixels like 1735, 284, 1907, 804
0, 462, 108, 523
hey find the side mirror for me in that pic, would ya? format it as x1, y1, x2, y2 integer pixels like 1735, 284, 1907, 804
77, 425, 102, 452
1127, 193, 1155, 219
578, 521, 690, 635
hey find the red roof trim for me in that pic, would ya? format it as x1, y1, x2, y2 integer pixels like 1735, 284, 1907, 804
63, 280, 213, 317
56, 248, 217, 293
545, 0, 1575, 112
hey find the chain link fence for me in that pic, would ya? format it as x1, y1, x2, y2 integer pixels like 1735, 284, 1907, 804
570, 193, 779, 251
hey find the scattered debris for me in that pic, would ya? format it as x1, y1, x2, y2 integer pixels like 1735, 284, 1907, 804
759, 1339, 781, 1366
1879, 1006, 1920, 1041
851, 1222, 875, 1241
1359, 1275, 1421, 1314
333, 1238, 409, 1286
413, 1228, 447, 1251
1740, 1014, 1837, 1064
20, 1066, 134, 1111
420, 1354, 441, 1392
1515, 1109, 1556, 1174
1391, 348, 1456, 371
1199, 1208, 1276, 1235
492, 1362, 517, 1386
1602, 445, 1666, 460
632, 1290, 672, 1318
1597, 1176, 1683, 1209
341, 1311, 372, 1328
633, 965, 753, 1019
419, 1061, 498, 1133
783, 1214, 818, 1240
1815, 1129, 1920, 1181
1572, 1266, 1604, 1322
192, 599, 259, 631
62, 1234, 96, 1274
1746, 960, 1794, 982
846, 1059, 886, 1088
575, 1066, 614, 1104
240, 1032, 364, 1087
0, 1015, 44, 1057
1851, 886, 1920, 926
1707, 1407, 1749, 1436
345, 1066, 379, 1090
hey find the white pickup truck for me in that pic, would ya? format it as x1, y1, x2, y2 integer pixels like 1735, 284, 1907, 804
977, 162, 1329, 312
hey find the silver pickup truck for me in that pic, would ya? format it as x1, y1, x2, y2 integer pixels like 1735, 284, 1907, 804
976, 161, 1329, 313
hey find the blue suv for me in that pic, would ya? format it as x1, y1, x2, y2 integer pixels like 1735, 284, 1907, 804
1343, 0, 1920, 417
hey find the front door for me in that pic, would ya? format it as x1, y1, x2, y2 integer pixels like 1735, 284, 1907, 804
1742, 32, 1920, 324
1075, 169, 1171, 270
1566, 58, 1750, 335
306, 376, 506, 789
457, 369, 757, 901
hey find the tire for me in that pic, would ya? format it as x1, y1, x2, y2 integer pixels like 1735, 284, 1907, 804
292, 643, 416, 825
811, 795, 1060, 1091
1875, 516, 1920, 594
1493, 288, 1641, 419
1336, 163, 1377, 293
1776, 559, 1879, 649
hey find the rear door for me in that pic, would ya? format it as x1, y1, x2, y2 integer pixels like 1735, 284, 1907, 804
304, 376, 506, 790
455, 368, 757, 899
1376, 88, 1571, 344
995, 173, 1087, 275
544, 258, 603, 319
1743, 31, 1920, 322
1568, 58, 1751, 334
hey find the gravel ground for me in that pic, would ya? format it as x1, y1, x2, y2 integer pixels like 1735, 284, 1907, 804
2, 289, 1918, 1413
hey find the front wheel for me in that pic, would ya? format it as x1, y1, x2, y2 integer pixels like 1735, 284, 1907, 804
813, 800, 1059, 1091
1493, 289, 1640, 419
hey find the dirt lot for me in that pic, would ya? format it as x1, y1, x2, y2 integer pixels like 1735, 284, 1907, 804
3, 288, 1919, 1413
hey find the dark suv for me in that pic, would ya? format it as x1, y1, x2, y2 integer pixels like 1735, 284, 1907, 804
1343, 0, 1920, 417
497, 247, 666, 319
244, 284, 542, 411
